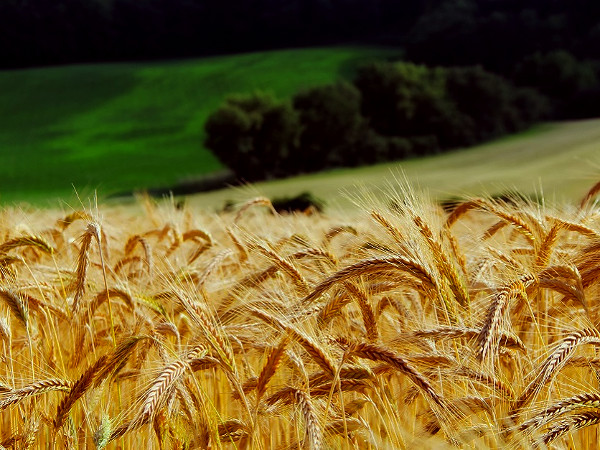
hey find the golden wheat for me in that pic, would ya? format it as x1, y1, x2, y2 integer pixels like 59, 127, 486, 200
0, 180, 599, 447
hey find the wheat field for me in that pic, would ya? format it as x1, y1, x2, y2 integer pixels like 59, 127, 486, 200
1, 181, 600, 449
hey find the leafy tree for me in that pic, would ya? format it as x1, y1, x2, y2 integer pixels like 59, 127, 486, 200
513, 51, 597, 99
444, 66, 516, 140
512, 51, 597, 117
355, 62, 547, 151
445, 66, 548, 141
204, 92, 300, 181
354, 62, 447, 137
292, 82, 368, 171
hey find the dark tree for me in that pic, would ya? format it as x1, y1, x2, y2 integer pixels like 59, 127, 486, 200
513, 51, 597, 102
204, 92, 300, 181
293, 82, 369, 171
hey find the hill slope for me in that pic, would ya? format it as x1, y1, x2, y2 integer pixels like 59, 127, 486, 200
186, 119, 600, 211
0, 46, 397, 204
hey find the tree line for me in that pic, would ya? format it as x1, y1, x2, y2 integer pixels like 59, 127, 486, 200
204, 62, 550, 181
3, 0, 600, 70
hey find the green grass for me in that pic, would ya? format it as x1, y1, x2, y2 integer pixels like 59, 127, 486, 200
185, 118, 600, 212
0, 46, 399, 205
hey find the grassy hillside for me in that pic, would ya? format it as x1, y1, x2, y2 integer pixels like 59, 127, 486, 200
186, 119, 600, 212
0, 46, 398, 204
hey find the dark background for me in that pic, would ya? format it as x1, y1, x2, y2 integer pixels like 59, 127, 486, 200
2, 0, 600, 72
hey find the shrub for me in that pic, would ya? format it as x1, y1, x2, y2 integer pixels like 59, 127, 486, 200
271, 191, 325, 214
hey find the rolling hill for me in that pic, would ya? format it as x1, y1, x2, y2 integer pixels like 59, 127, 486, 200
185, 119, 600, 212
0, 46, 398, 204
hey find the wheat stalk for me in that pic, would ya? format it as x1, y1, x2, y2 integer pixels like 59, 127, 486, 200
514, 328, 600, 414
540, 410, 600, 445
54, 355, 108, 429
302, 256, 437, 304
477, 274, 536, 363
292, 388, 322, 450
0, 379, 72, 410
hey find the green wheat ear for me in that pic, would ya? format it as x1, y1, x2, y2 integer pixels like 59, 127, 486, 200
94, 415, 112, 450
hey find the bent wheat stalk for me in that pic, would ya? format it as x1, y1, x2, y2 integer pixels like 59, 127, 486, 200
302, 257, 437, 305
513, 328, 600, 414
0, 379, 72, 410
540, 411, 600, 446
54, 355, 108, 429
125, 346, 206, 435
520, 392, 600, 433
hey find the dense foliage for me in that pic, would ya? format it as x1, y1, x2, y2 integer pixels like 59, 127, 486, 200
205, 63, 547, 181
3, 0, 600, 72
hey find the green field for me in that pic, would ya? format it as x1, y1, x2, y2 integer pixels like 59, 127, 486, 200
0, 46, 398, 204
185, 118, 600, 212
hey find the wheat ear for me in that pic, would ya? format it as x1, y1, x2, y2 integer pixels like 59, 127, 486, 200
477, 274, 536, 363
322, 225, 357, 246
252, 243, 309, 295
0, 379, 72, 410
579, 179, 600, 210
286, 327, 336, 376
340, 339, 447, 411
0, 235, 54, 255
124, 234, 153, 275
514, 328, 600, 414
548, 217, 598, 238
131, 346, 205, 432
0, 289, 28, 328
234, 197, 277, 223
195, 249, 233, 288
413, 214, 469, 307
54, 355, 108, 429
444, 199, 482, 228
535, 223, 560, 268
71, 224, 96, 313
302, 256, 436, 305
94, 335, 149, 386
370, 210, 404, 244
478, 199, 538, 245
344, 282, 378, 341
55, 210, 91, 230
540, 411, 600, 445
293, 388, 323, 450
255, 337, 289, 400
218, 419, 249, 443
178, 294, 236, 374
520, 392, 600, 433
395, 326, 525, 353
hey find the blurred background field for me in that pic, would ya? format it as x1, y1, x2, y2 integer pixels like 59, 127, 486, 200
0, 46, 395, 204
185, 118, 600, 212
2, 1, 600, 210
1, 43, 599, 209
